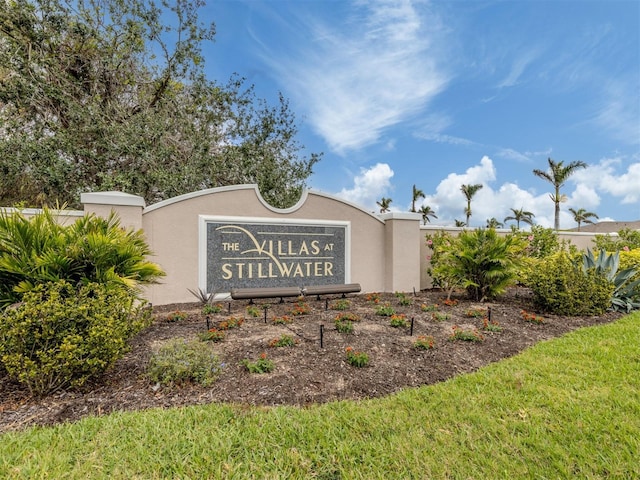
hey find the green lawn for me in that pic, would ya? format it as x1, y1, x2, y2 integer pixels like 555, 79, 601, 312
2, 312, 638, 479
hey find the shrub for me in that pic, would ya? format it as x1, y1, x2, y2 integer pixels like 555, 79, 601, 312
198, 329, 226, 342
528, 252, 614, 315
432, 228, 526, 302
594, 228, 640, 251
147, 339, 221, 387
0, 280, 151, 396
449, 326, 483, 342
331, 299, 350, 310
0, 209, 164, 308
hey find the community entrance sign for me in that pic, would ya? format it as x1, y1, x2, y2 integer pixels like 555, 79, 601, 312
200, 216, 350, 293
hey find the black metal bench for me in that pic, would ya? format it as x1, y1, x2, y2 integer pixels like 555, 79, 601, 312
229, 283, 362, 303
302, 283, 361, 300
230, 287, 302, 303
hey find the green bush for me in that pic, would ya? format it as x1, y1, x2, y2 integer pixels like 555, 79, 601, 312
528, 252, 614, 315
0, 280, 151, 396
0, 208, 164, 307
431, 228, 526, 302
147, 339, 222, 387
593, 228, 640, 251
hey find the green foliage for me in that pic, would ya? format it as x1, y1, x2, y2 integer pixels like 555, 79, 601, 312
375, 302, 396, 316
268, 334, 297, 348
413, 335, 435, 350
334, 319, 354, 334
528, 252, 614, 315
593, 229, 640, 251
0, 0, 320, 209
241, 354, 275, 374
0, 281, 151, 396
0, 208, 164, 307
345, 347, 369, 367
147, 339, 221, 387
389, 314, 409, 328
578, 249, 640, 312
431, 228, 526, 302
449, 325, 483, 342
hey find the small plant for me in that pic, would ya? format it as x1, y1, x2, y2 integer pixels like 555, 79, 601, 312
246, 305, 261, 318
389, 313, 409, 328
335, 312, 360, 322
521, 310, 545, 324
375, 302, 396, 316
167, 310, 187, 322
431, 312, 450, 322
291, 301, 311, 316
395, 292, 412, 306
345, 347, 369, 367
482, 318, 502, 332
272, 315, 293, 325
241, 353, 275, 374
202, 303, 223, 315
218, 316, 244, 330
147, 339, 222, 387
365, 292, 381, 304
268, 334, 297, 348
465, 308, 486, 318
443, 299, 458, 307
334, 319, 354, 334
198, 328, 226, 342
332, 299, 351, 310
449, 325, 484, 342
413, 335, 435, 350
420, 303, 439, 312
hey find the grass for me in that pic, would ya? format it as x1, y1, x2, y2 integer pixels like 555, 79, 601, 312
1, 312, 639, 478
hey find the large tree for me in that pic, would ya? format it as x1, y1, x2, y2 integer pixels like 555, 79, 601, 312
418, 205, 437, 225
460, 183, 483, 226
504, 207, 535, 229
569, 207, 599, 231
410, 184, 425, 213
0, 0, 320, 208
533, 158, 587, 231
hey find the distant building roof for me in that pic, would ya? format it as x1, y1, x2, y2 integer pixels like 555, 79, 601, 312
567, 220, 640, 233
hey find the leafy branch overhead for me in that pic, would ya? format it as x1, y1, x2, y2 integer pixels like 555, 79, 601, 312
0, 0, 320, 209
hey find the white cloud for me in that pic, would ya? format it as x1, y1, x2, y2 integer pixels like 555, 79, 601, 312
335, 163, 394, 209
592, 78, 640, 146
574, 158, 640, 204
497, 48, 541, 88
263, 0, 450, 154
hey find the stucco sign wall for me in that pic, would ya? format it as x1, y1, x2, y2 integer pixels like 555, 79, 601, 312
200, 216, 350, 293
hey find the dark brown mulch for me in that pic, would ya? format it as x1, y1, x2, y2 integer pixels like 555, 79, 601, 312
0, 288, 623, 433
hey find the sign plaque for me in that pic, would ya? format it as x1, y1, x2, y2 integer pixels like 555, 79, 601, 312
201, 217, 349, 293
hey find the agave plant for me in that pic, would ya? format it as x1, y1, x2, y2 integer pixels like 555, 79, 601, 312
578, 249, 640, 312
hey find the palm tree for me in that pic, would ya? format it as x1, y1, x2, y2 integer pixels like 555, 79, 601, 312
460, 183, 483, 226
504, 207, 535, 229
376, 197, 392, 213
486, 217, 504, 229
418, 205, 437, 225
533, 158, 587, 230
454, 219, 466, 227
568, 207, 599, 231
411, 185, 425, 213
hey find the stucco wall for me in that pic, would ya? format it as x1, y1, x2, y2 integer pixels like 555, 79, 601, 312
140, 185, 391, 305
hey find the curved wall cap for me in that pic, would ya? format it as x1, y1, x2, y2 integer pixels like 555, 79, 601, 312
142, 184, 384, 222
81, 191, 145, 207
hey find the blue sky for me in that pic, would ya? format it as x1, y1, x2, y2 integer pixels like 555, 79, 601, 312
202, 0, 639, 228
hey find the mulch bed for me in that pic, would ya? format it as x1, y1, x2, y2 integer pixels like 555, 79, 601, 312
0, 288, 623, 433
